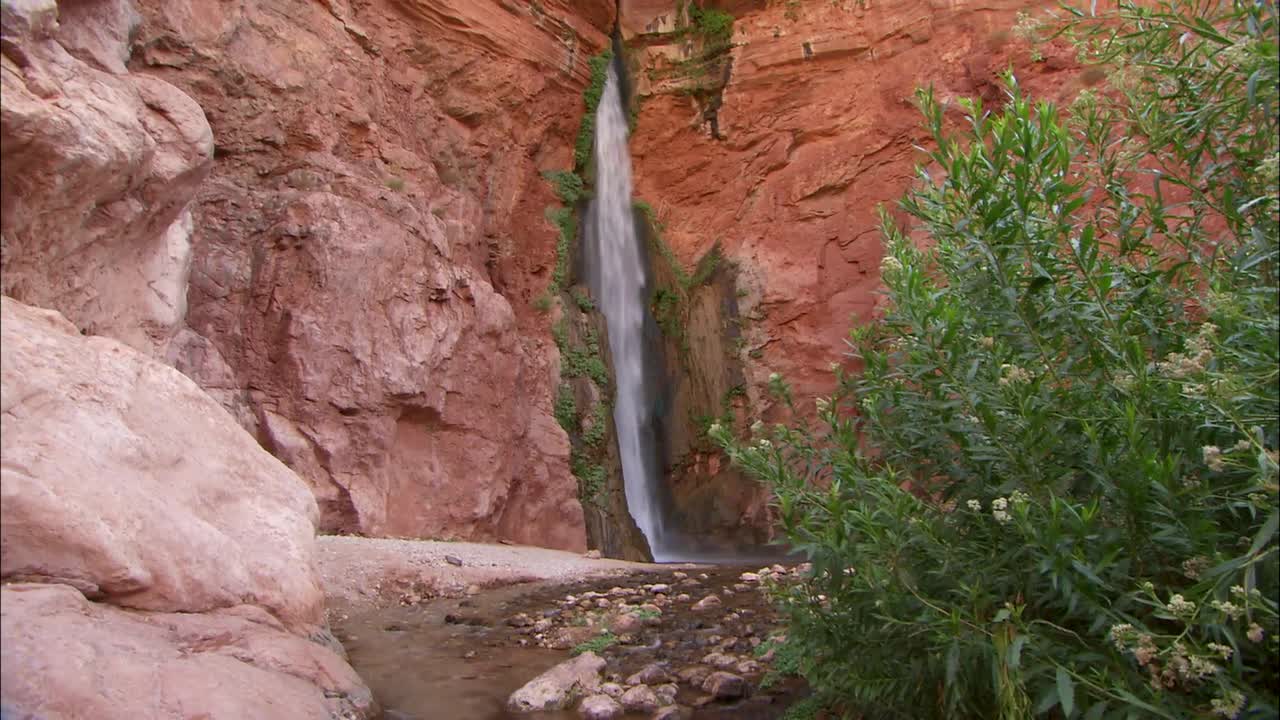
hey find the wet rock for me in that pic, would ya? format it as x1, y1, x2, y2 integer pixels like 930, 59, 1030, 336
578, 694, 622, 720
672, 571, 688, 580
701, 652, 738, 670
585, 549, 603, 559
701, 672, 747, 700
626, 663, 672, 686
508, 652, 606, 712
533, 619, 554, 633
649, 584, 671, 595
546, 626, 599, 651
600, 682, 624, 698
507, 613, 533, 627
609, 613, 642, 634
676, 665, 713, 687
692, 595, 721, 612
653, 706, 689, 720
620, 685, 660, 713
739, 572, 761, 583
654, 683, 679, 706
445, 555, 464, 567
674, 593, 691, 602
735, 659, 761, 675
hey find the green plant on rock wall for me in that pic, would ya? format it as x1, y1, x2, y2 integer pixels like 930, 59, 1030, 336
714, 1, 1280, 717
553, 382, 577, 433
575, 49, 615, 171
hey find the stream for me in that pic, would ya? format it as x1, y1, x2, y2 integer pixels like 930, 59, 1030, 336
333, 566, 809, 719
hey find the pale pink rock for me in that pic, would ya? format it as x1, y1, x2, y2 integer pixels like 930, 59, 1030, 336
0, 583, 376, 720
0, 297, 323, 631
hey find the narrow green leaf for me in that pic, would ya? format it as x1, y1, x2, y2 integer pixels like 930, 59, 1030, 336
1057, 666, 1075, 717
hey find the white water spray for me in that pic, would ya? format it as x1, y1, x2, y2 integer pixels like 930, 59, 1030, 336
590, 64, 673, 560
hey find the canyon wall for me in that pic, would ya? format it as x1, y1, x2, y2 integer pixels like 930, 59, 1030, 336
621, 0, 1084, 543
2, 0, 620, 551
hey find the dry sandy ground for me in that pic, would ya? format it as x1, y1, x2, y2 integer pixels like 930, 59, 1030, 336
315, 536, 695, 613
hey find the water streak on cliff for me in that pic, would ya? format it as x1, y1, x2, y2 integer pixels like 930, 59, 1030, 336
587, 64, 676, 560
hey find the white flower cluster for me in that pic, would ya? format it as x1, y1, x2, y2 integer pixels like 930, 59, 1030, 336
1211, 599, 1244, 621
978, 336, 995, 350
1182, 556, 1210, 580
1166, 594, 1197, 619
991, 496, 1011, 523
1211, 690, 1246, 719
1157, 323, 1216, 379
880, 255, 903, 276
966, 499, 982, 512
999, 364, 1032, 386
1203, 445, 1225, 472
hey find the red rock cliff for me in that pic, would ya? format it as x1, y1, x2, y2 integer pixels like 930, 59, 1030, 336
623, 0, 1085, 538
122, 0, 615, 548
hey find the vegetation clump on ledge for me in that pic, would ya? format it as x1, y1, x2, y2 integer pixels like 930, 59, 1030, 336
714, 1, 1279, 718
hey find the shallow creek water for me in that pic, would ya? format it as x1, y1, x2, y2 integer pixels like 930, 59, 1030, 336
333, 566, 807, 720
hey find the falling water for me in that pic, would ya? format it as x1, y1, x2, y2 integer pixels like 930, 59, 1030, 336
587, 64, 674, 560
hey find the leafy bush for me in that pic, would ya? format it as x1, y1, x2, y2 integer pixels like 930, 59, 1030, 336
554, 383, 577, 434
574, 50, 614, 170
715, 2, 1278, 718
544, 169, 586, 205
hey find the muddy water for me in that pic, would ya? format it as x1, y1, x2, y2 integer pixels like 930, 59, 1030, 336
333, 567, 807, 720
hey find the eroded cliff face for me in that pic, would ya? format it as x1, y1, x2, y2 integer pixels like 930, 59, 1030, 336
621, 0, 1084, 542
113, 0, 615, 548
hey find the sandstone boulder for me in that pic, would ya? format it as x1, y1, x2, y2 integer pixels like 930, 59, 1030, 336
620, 684, 660, 713
508, 651, 606, 712
0, 0, 213, 357
0, 297, 323, 629
578, 693, 623, 720
701, 672, 747, 700
0, 583, 375, 720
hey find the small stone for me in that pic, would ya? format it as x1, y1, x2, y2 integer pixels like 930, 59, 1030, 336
676, 665, 713, 687
532, 619, 553, 633
654, 683, 679, 706
692, 595, 722, 612
701, 652, 737, 670
585, 549, 603, 559
701, 671, 747, 700
463, 650, 477, 659
652, 706, 687, 720
600, 682, 625, 698
672, 571, 688, 579
444, 554, 463, 566
675, 593, 691, 602
733, 584, 750, 592
620, 684, 660, 712
610, 613, 642, 634
466, 584, 481, 595
507, 613, 532, 628
626, 663, 672, 686
578, 694, 623, 720
739, 572, 761, 582
649, 584, 671, 595
595, 598, 611, 609
735, 659, 761, 675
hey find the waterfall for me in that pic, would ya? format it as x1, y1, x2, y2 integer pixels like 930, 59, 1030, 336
587, 64, 675, 561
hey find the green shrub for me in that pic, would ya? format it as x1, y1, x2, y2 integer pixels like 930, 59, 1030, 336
553, 383, 577, 434
574, 50, 614, 170
544, 169, 586, 205
689, 4, 734, 48
571, 288, 595, 312
570, 631, 618, 656
715, 2, 1279, 718
544, 205, 576, 294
